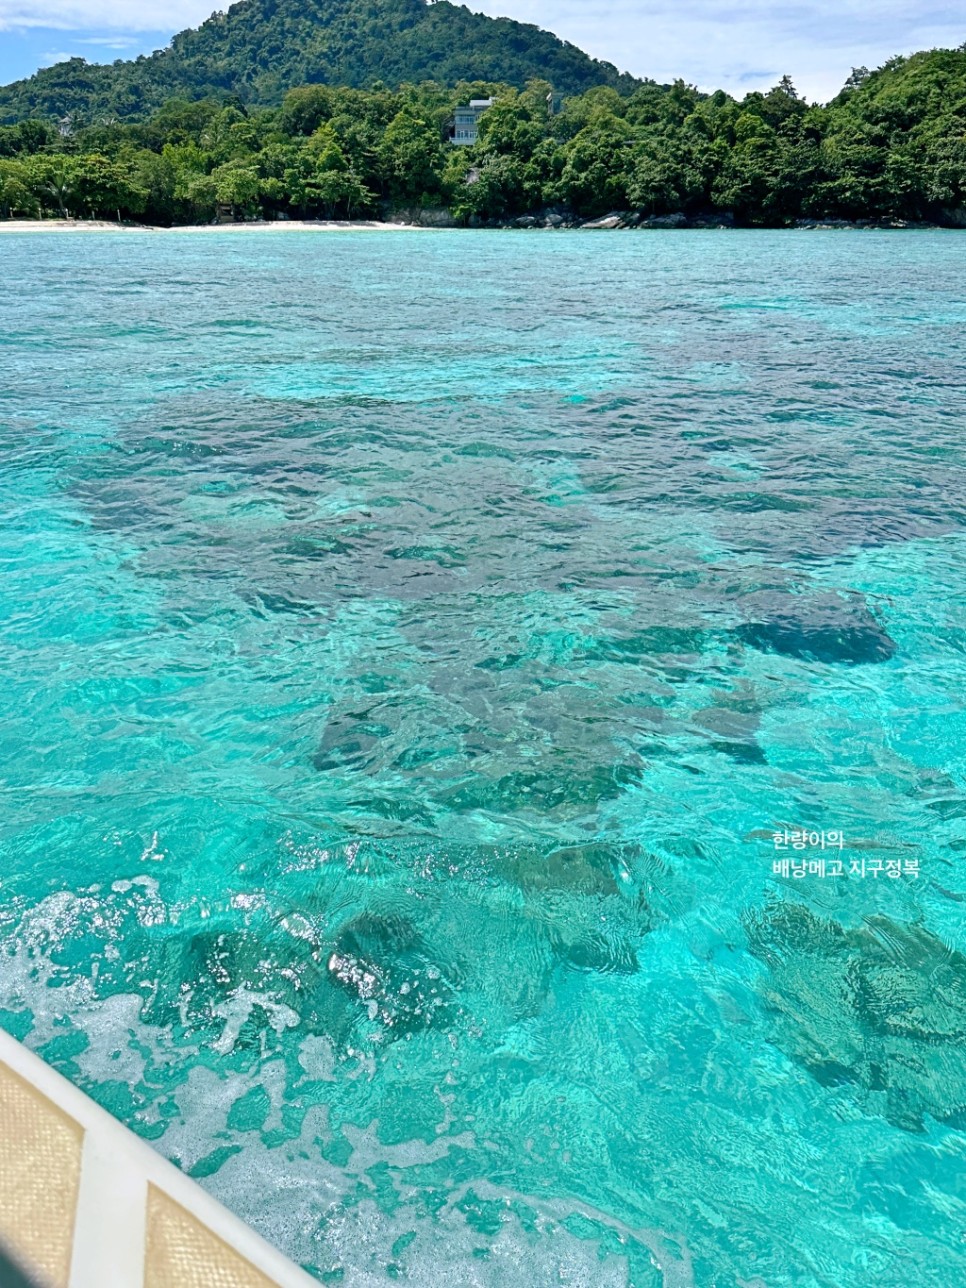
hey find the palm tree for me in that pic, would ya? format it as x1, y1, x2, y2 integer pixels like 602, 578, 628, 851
25, 156, 78, 218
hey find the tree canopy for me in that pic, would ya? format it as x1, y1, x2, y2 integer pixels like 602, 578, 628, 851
2, 48, 966, 227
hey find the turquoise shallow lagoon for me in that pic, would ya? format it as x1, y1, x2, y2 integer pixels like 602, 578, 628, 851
1, 228, 965, 1286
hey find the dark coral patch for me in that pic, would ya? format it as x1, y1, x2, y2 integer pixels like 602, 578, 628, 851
744, 901, 966, 1131
735, 591, 896, 665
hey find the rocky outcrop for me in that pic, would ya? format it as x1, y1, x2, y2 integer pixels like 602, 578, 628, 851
793, 217, 941, 230
388, 206, 459, 228
580, 212, 623, 229
380, 205, 953, 232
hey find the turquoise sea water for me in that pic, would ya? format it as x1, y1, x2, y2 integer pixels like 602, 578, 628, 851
1, 228, 965, 1287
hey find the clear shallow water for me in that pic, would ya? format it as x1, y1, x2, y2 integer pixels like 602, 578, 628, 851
1, 228, 965, 1287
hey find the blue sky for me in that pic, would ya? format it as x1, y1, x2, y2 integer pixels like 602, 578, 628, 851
0, 0, 963, 101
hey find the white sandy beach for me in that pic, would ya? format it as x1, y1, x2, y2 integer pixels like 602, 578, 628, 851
0, 218, 428, 233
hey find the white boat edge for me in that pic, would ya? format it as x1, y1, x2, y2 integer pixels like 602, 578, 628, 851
0, 1025, 322, 1288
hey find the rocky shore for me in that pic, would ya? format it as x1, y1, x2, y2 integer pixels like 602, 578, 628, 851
1, 212, 956, 233
389, 206, 953, 231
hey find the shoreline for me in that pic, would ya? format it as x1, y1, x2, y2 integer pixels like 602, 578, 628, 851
0, 216, 955, 234
0, 218, 430, 234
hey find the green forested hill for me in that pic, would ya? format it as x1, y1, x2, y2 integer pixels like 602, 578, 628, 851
0, 0, 638, 124
2, 32, 965, 227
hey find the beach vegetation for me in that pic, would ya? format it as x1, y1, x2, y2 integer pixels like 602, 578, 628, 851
1, 47, 966, 226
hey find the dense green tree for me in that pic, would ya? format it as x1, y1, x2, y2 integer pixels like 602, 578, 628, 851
377, 109, 445, 202
452, 153, 527, 220
0, 158, 34, 216
3, 45, 966, 226
177, 173, 216, 220
556, 112, 635, 214
629, 141, 711, 214
122, 149, 178, 223
280, 125, 374, 216
0, 118, 52, 155
921, 131, 966, 208
477, 91, 543, 157
278, 85, 334, 136
212, 161, 261, 217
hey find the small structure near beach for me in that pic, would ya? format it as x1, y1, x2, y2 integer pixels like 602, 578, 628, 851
451, 98, 495, 145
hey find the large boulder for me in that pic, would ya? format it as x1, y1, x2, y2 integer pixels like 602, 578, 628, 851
641, 212, 688, 228
580, 212, 624, 229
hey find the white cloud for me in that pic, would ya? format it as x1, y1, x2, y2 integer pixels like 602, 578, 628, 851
39, 48, 81, 63
0, 1, 217, 32
469, 1, 966, 101
75, 34, 141, 46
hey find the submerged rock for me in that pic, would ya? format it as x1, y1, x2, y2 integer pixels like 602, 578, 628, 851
744, 901, 966, 1130
489, 842, 622, 897
558, 931, 640, 974
327, 911, 459, 1035
692, 705, 766, 765
136, 915, 321, 1047
577, 625, 708, 662
735, 590, 896, 665
313, 710, 394, 773
439, 758, 644, 815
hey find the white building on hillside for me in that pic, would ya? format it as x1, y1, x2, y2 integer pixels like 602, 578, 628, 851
452, 98, 495, 145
